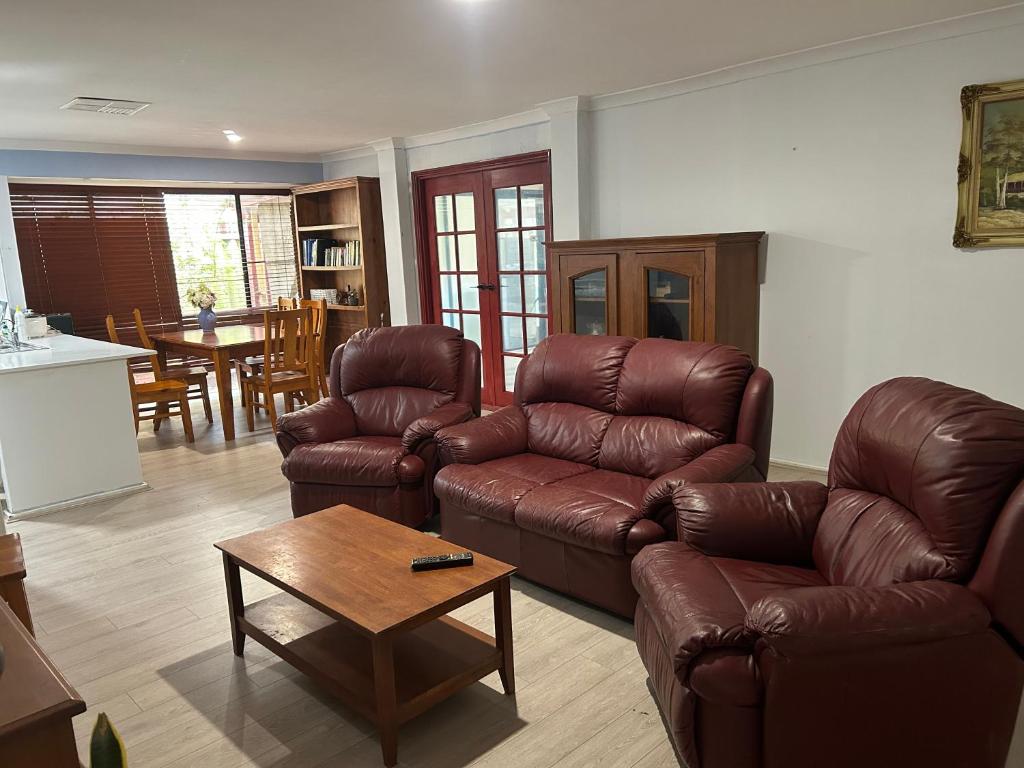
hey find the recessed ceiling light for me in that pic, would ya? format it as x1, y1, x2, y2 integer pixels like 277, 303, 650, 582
222, 129, 243, 143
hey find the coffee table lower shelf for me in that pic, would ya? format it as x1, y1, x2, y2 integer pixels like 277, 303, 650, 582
238, 592, 502, 738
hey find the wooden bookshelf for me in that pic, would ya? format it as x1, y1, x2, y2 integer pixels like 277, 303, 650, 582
292, 177, 390, 352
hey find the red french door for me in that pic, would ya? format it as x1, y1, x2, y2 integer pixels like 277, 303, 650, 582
416, 153, 552, 406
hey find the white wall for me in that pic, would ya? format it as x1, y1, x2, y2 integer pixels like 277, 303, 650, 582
319, 10, 1024, 470
588, 22, 1024, 468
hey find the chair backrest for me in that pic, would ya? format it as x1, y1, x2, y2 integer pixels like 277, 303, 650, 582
105, 314, 120, 345
513, 334, 756, 477
299, 298, 327, 342
817, 378, 1024, 599
131, 308, 166, 378
262, 307, 313, 376
277, 296, 298, 309
330, 324, 481, 436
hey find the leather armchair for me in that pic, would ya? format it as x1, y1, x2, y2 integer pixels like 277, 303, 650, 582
277, 324, 480, 526
434, 333, 773, 617
634, 377, 1024, 768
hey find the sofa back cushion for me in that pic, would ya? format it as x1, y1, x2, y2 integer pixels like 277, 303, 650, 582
516, 334, 753, 476
335, 325, 466, 435
816, 377, 1024, 586
519, 334, 636, 411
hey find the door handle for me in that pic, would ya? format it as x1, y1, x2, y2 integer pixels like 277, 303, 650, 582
474, 283, 496, 291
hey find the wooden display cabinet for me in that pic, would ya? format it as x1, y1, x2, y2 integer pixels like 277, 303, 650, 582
550, 232, 763, 362
293, 177, 390, 353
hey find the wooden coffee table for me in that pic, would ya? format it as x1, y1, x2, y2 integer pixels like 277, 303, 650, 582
214, 505, 516, 766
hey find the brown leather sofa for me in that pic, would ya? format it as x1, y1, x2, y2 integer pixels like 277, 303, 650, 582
634, 377, 1024, 768
276, 325, 480, 526
434, 333, 773, 617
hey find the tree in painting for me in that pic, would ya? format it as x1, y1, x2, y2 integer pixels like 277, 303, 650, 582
978, 98, 1024, 228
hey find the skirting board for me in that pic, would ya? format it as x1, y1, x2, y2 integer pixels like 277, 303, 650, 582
3, 482, 150, 523
769, 458, 828, 476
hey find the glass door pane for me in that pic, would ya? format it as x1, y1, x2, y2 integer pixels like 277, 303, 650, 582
572, 269, 607, 335
434, 191, 484, 358
494, 184, 548, 393
646, 268, 690, 340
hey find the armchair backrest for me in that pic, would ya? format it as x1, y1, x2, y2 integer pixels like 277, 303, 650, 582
817, 378, 1024, 603
514, 334, 759, 477
329, 324, 480, 436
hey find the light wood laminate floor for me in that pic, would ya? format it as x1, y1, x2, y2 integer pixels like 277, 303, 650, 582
8, 402, 1020, 767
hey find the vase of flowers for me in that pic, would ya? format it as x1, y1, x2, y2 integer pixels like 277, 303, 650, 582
186, 283, 217, 332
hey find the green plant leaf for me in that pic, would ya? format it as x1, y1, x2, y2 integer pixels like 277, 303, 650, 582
90, 712, 127, 768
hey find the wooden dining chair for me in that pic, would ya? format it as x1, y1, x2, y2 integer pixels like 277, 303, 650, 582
241, 307, 319, 433
106, 315, 194, 443
132, 308, 213, 424
236, 296, 299, 408
299, 298, 328, 397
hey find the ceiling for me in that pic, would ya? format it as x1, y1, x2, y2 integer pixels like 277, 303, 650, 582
0, 0, 1012, 160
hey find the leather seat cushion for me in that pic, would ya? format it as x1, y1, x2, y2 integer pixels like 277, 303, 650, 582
434, 453, 593, 524
632, 542, 826, 677
515, 469, 650, 555
282, 436, 418, 487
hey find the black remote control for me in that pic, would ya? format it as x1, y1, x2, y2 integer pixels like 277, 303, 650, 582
410, 552, 474, 571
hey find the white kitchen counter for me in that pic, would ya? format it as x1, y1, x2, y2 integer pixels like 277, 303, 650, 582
0, 333, 150, 374
0, 333, 154, 527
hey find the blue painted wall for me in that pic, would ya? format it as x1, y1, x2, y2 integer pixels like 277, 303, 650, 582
0, 149, 323, 184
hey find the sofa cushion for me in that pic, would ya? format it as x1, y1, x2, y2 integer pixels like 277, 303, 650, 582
346, 387, 451, 437
524, 402, 613, 465
434, 453, 592, 524
598, 415, 720, 478
514, 470, 649, 555
616, 340, 752, 439
338, 324, 464, 396
282, 436, 420, 487
826, 376, 1024, 581
554, 468, 650, 508
481, 453, 594, 485
518, 333, 636, 411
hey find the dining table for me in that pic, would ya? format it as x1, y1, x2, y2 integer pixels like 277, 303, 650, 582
150, 324, 268, 441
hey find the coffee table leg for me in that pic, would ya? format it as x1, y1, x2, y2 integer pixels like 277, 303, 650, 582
372, 635, 398, 766
222, 553, 245, 656
494, 576, 515, 694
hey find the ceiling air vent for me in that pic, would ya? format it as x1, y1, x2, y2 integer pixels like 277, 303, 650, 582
59, 97, 151, 116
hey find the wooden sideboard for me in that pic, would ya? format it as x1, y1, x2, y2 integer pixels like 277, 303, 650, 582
0, 599, 85, 766
549, 232, 764, 362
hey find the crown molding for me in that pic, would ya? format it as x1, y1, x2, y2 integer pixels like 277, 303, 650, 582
538, 95, 591, 117
320, 144, 377, 163
369, 137, 407, 153
322, 109, 548, 161
589, 3, 1024, 112
0, 137, 322, 163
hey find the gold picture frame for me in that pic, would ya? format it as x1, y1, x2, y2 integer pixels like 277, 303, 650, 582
955, 78, 1024, 248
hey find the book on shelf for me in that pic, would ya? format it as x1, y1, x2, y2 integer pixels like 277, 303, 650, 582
302, 238, 362, 267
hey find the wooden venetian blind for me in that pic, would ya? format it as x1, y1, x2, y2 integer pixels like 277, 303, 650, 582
10, 184, 182, 342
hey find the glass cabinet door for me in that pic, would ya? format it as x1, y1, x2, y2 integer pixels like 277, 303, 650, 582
555, 253, 618, 335
626, 250, 704, 341
572, 269, 608, 335
646, 268, 690, 340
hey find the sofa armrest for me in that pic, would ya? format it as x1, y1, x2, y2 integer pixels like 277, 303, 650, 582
746, 581, 991, 656
401, 401, 475, 453
435, 405, 527, 465
641, 444, 757, 517
674, 481, 827, 565
276, 397, 358, 458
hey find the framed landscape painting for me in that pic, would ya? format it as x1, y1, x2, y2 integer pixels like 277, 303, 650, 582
955, 78, 1024, 248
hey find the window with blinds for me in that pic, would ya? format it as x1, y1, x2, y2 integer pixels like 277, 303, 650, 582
9, 184, 298, 341
10, 185, 180, 341
163, 192, 298, 314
